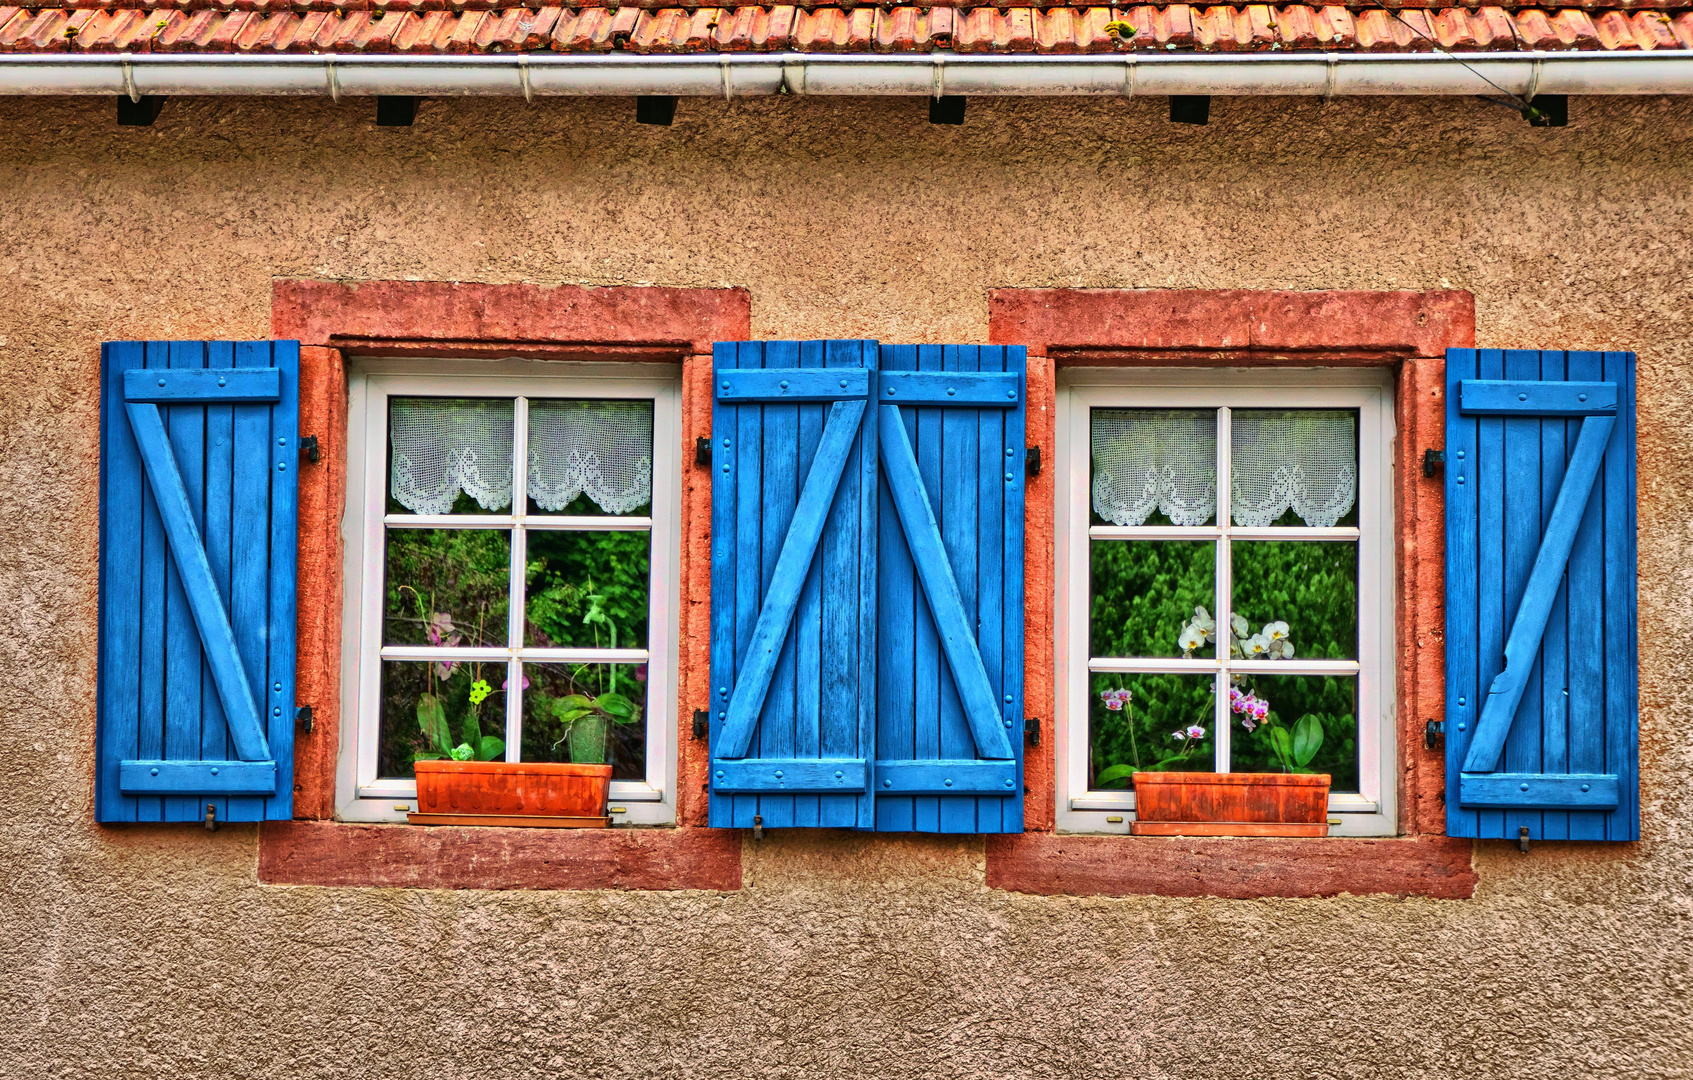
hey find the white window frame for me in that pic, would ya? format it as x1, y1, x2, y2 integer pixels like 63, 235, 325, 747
336, 357, 682, 826
1055, 367, 1397, 837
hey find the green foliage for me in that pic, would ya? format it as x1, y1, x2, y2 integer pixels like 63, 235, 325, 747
1087, 539, 1363, 792
384, 529, 510, 647
525, 530, 650, 649
411, 691, 505, 764
527, 687, 643, 766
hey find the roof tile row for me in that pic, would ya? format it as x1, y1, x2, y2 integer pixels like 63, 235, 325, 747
0, 1, 1686, 51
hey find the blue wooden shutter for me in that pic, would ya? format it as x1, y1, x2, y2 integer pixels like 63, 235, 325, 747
1445, 349, 1637, 841
97, 340, 300, 823
709, 340, 880, 829
873, 345, 1026, 834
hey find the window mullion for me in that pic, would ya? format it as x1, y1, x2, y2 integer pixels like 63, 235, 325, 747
506, 395, 529, 763
1214, 405, 1232, 773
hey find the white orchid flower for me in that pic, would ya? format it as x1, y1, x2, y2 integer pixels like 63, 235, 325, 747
1266, 620, 1290, 642
1278, 640, 1296, 659
1178, 624, 1206, 655
1245, 633, 1271, 658
1192, 606, 1216, 638
1230, 613, 1249, 640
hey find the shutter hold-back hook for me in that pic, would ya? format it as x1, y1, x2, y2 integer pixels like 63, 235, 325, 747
752, 814, 765, 841
204, 804, 218, 832
1517, 826, 1530, 854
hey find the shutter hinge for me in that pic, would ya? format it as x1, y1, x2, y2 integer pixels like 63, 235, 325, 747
299, 435, 320, 464
1026, 446, 1041, 477
692, 708, 709, 740
1423, 718, 1444, 749
1422, 448, 1445, 478
1025, 717, 1040, 747
695, 435, 711, 466
295, 704, 314, 734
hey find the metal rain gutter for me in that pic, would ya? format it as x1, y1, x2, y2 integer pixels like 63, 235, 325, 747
1, 51, 1691, 99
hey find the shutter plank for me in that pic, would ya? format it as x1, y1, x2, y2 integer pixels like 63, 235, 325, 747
975, 347, 1006, 833
1445, 348, 1480, 839
229, 341, 273, 823
1538, 351, 1571, 840
1501, 348, 1544, 844
760, 340, 801, 829
262, 341, 300, 820
97, 343, 146, 822
912, 351, 942, 832
999, 346, 1027, 832
1603, 350, 1638, 841
792, 342, 825, 828
937, 345, 978, 834
875, 344, 918, 833
730, 342, 764, 829
136, 342, 170, 822
820, 339, 869, 828
1565, 352, 1608, 840
163, 341, 208, 822
707, 342, 739, 829
201, 341, 236, 826
1475, 348, 1507, 839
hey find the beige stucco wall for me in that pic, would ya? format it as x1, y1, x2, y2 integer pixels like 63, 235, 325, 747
2, 93, 1690, 1078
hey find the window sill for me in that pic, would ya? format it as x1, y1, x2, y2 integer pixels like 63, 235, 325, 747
984, 833, 1476, 899
258, 820, 740, 891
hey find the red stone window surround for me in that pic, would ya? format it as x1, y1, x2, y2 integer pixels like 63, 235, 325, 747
987, 288, 1480, 899
259, 279, 744, 891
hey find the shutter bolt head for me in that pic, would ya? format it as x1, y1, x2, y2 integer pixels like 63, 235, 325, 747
1457, 450, 1465, 459
1457, 476, 1464, 485
1578, 394, 1587, 402
774, 770, 784, 778
887, 387, 896, 396
157, 378, 165, 387
150, 768, 159, 776
1006, 472, 1013, 481
1581, 783, 1591, 792
273, 707, 281, 717
835, 771, 843, 779
780, 380, 789, 389
1004, 695, 1013, 703
715, 771, 723, 779
839, 379, 847, 389
1458, 722, 1466, 731
720, 382, 728, 391
1004, 778, 1014, 788
944, 778, 953, 787
210, 767, 219, 776
278, 462, 286, 471
883, 779, 892, 788
1520, 782, 1530, 791
217, 377, 226, 387
947, 387, 956, 396
1006, 390, 1016, 400
1519, 393, 1528, 401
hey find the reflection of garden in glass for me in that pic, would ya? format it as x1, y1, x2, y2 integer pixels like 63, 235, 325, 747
1228, 675, 1359, 791
525, 530, 650, 649
1090, 542, 1215, 659
383, 529, 510, 647
1231, 541, 1357, 660
521, 663, 647, 781
1089, 673, 1216, 787
378, 660, 511, 779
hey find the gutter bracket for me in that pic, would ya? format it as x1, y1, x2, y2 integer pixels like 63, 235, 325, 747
932, 55, 944, 100
121, 55, 139, 103
1525, 54, 1544, 102
721, 52, 733, 100
519, 53, 532, 103
1323, 52, 1338, 103
326, 58, 340, 104
1124, 53, 1136, 97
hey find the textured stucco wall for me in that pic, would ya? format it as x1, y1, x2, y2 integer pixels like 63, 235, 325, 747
2, 93, 1691, 1079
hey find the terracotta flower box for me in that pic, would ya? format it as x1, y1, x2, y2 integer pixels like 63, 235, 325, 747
410, 761, 613, 828
1131, 772, 1331, 837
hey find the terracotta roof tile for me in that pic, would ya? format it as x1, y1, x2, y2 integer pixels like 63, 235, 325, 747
0, 0, 1683, 53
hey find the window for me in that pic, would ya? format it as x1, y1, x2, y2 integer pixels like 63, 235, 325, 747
1055, 369, 1395, 836
338, 360, 681, 825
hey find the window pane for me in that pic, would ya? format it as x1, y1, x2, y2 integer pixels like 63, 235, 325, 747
1090, 541, 1216, 659
1090, 408, 1217, 527
387, 397, 514, 515
1230, 409, 1358, 528
377, 660, 512, 779
521, 662, 647, 782
524, 530, 650, 648
527, 399, 654, 517
384, 529, 511, 647
1088, 673, 1216, 789
1224, 675, 1359, 792
1230, 540, 1357, 660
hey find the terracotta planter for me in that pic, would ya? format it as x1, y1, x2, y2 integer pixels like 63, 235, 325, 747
1131, 771, 1330, 836
412, 761, 612, 826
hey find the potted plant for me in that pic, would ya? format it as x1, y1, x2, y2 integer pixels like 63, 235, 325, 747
1096, 607, 1332, 837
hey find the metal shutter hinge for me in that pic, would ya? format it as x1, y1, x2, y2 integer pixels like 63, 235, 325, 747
1025, 717, 1040, 747
299, 435, 320, 464
1423, 718, 1444, 749
295, 704, 314, 734
1026, 446, 1041, 477
692, 708, 709, 740
695, 435, 711, 466
1422, 448, 1445, 478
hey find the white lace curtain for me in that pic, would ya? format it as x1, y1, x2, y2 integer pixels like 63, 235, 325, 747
1091, 408, 1357, 528
390, 398, 653, 516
